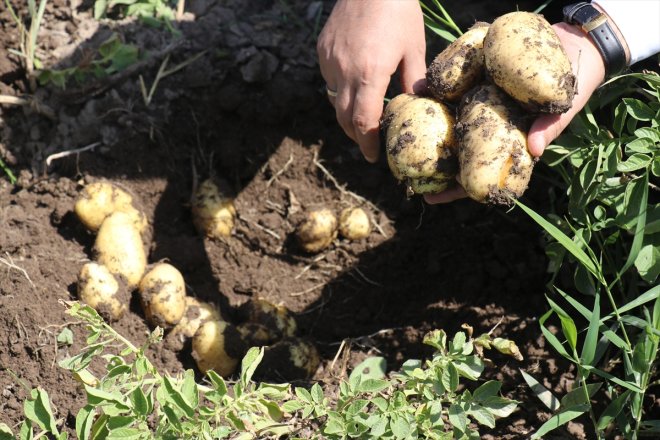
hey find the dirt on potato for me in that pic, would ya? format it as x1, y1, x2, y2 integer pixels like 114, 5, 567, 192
1, 1, 594, 438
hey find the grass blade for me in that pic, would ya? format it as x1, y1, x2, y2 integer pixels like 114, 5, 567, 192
519, 369, 560, 411
531, 405, 590, 439
604, 285, 660, 319
614, 174, 649, 284
539, 310, 574, 361
597, 390, 632, 431
581, 292, 601, 365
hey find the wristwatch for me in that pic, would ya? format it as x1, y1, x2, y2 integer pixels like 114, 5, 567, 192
563, 2, 627, 76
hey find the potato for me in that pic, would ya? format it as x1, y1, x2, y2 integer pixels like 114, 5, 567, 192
169, 297, 221, 340
384, 94, 458, 194
241, 299, 297, 341
74, 181, 147, 233
257, 338, 320, 380
77, 262, 128, 321
139, 263, 187, 328
409, 177, 456, 195
484, 11, 575, 113
381, 93, 416, 132
427, 22, 490, 102
456, 84, 534, 204
296, 208, 337, 253
236, 322, 276, 347
192, 320, 246, 377
339, 207, 371, 240
191, 178, 236, 239
94, 211, 147, 288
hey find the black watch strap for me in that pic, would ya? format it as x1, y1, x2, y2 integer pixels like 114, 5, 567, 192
563, 2, 627, 76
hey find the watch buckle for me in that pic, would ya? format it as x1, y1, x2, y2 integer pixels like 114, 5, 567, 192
583, 13, 607, 32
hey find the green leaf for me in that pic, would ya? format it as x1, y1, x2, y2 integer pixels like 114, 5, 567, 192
515, 200, 601, 281
635, 243, 660, 283
0, 423, 14, 440
531, 405, 590, 439
453, 355, 484, 380
23, 388, 59, 434
161, 376, 194, 418
633, 126, 660, 142
468, 406, 496, 428
448, 404, 468, 432
547, 297, 578, 353
442, 363, 459, 393
349, 357, 386, 382
597, 390, 632, 430
240, 347, 264, 388
473, 380, 501, 401
106, 427, 143, 440
607, 284, 660, 318
560, 383, 602, 408
539, 309, 574, 361
478, 396, 518, 418
623, 98, 655, 121
129, 387, 150, 417
19, 420, 33, 440
358, 379, 390, 394
520, 370, 560, 411
617, 153, 652, 172
75, 405, 95, 440
180, 369, 199, 409
94, 0, 108, 19
206, 370, 228, 396
281, 400, 304, 413
581, 292, 600, 366
581, 365, 643, 393
56, 328, 74, 345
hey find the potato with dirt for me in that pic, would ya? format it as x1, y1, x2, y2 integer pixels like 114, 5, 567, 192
94, 211, 147, 288
139, 263, 187, 328
74, 181, 148, 233
167, 297, 221, 348
192, 178, 236, 239
192, 320, 246, 377
426, 22, 490, 102
456, 84, 534, 204
296, 208, 338, 253
339, 207, 371, 240
240, 298, 297, 342
484, 11, 575, 113
77, 262, 128, 322
257, 338, 320, 380
384, 94, 458, 195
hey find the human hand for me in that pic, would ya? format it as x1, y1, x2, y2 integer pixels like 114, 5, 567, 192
317, 0, 426, 163
425, 22, 608, 204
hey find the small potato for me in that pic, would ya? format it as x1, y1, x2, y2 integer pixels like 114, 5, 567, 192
74, 181, 147, 233
484, 11, 575, 113
339, 207, 371, 240
77, 262, 128, 321
241, 299, 297, 342
409, 177, 456, 195
170, 297, 221, 340
191, 178, 236, 239
385, 95, 458, 194
192, 320, 246, 377
139, 263, 187, 328
296, 208, 337, 253
257, 338, 320, 380
236, 322, 276, 347
456, 84, 534, 204
94, 211, 146, 288
427, 22, 490, 102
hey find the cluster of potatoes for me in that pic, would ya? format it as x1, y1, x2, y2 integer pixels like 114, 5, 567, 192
383, 12, 576, 204
295, 206, 371, 253
74, 181, 319, 380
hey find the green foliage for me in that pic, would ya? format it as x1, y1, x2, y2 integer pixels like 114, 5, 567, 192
518, 72, 660, 439
419, 0, 462, 43
94, 0, 177, 26
3, 302, 521, 439
0, 157, 17, 184
38, 34, 140, 88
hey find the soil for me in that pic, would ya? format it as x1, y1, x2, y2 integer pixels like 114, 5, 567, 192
0, 0, 608, 438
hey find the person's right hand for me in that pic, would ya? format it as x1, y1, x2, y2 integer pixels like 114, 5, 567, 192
317, 0, 427, 163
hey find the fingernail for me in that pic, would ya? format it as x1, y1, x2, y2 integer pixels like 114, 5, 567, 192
363, 153, 378, 163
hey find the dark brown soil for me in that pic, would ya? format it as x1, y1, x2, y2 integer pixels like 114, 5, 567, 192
1, 0, 590, 438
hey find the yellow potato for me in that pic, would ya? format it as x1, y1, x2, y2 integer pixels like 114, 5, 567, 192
169, 297, 221, 340
243, 298, 297, 341
139, 263, 187, 328
94, 211, 146, 288
381, 93, 416, 133
77, 262, 127, 321
339, 207, 371, 240
427, 22, 490, 102
385, 95, 458, 193
191, 178, 236, 239
74, 181, 147, 233
192, 320, 246, 377
456, 84, 534, 204
409, 177, 455, 195
296, 208, 337, 253
259, 338, 320, 380
236, 322, 276, 347
484, 11, 575, 113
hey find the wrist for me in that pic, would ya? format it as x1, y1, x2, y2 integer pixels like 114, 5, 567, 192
591, 3, 631, 65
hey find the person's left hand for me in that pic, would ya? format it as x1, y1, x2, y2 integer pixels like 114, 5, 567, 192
424, 22, 607, 205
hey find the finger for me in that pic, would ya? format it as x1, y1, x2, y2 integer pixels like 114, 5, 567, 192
352, 80, 390, 163
527, 113, 564, 157
399, 48, 427, 94
334, 85, 357, 143
423, 185, 468, 204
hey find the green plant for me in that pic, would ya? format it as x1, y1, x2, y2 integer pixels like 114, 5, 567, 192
94, 0, 177, 25
0, 157, 17, 184
38, 34, 139, 89
4, 0, 48, 91
1, 301, 522, 439
517, 72, 660, 439
419, 0, 462, 43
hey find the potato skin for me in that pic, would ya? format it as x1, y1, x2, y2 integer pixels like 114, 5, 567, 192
74, 182, 147, 233
296, 208, 337, 253
169, 297, 220, 341
257, 338, 320, 380
139, 263, 187, 328
385, 95, 458, 193
339, 207, 371, 240
484, 12, 575, 113
456, 84, 534, 204
241, 298, 297, 342
192, 320, 246, 377
77, 262, 128, 321
192, 178, 236, 239
94, 211, 147, 288
381, 93, 416, 133
427, 22, 490, 102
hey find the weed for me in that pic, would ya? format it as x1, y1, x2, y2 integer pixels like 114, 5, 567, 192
4, 0, 48, 91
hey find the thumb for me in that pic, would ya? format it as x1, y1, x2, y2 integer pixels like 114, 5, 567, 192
399, 51, 427, 94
